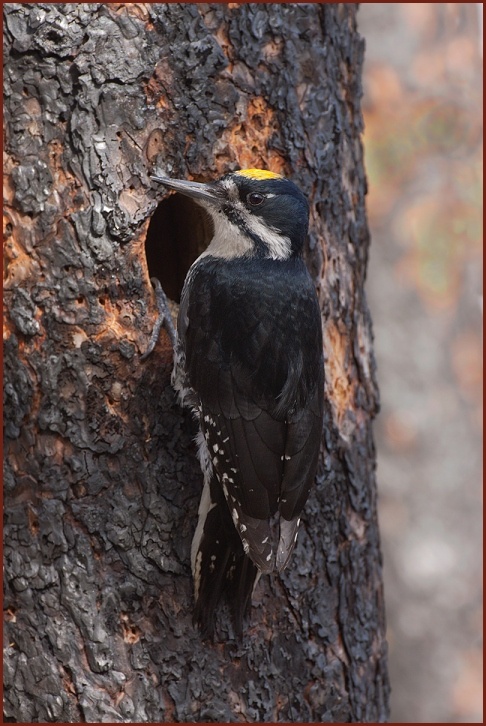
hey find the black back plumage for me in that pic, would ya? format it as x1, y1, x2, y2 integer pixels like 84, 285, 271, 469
181, 255, 323, 582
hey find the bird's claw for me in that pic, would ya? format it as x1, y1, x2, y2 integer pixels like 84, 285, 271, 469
140, 277, 176, 360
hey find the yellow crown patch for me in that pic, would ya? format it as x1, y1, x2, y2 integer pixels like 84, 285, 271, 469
235, 169, 283, 181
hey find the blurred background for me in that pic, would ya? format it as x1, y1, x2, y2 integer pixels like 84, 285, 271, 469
359, 4, 482, 723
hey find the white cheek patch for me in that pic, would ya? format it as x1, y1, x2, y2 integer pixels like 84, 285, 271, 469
197, 192, 292, 261
244, 213, 291, 260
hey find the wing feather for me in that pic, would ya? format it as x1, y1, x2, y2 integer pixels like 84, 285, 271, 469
183, 256, 324, 573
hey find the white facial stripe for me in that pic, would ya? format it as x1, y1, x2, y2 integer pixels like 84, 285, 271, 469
197, 191, 292, 261
243, 212, 291, 260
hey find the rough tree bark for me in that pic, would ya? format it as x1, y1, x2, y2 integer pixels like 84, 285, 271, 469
3, 3, 389, 722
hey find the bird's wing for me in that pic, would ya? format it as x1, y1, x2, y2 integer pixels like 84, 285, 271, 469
197, 365, 286, 572
183, 258, 324, 571
194, 359, 323, 573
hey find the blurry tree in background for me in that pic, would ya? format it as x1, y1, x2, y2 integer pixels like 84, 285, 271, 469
359, 4, 482, 723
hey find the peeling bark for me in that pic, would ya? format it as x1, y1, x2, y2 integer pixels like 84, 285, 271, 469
4, 3, 389, 722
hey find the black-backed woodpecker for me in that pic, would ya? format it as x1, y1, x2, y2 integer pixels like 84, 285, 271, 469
151, 169, 324, 638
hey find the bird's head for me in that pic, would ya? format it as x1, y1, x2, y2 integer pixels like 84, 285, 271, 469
152, 169, 309, 261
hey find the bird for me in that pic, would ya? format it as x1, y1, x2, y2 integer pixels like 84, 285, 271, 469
149, 168, 324, 638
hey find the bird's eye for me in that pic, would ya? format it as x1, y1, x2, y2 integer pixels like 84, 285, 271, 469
247, 192, 265, 206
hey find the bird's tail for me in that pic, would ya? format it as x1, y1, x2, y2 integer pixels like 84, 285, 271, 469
191, 474, 259, 639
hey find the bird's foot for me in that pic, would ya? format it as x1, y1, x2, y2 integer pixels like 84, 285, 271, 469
140, 277, 176, 360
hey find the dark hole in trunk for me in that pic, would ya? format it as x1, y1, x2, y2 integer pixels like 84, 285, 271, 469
145, 193, 213, 303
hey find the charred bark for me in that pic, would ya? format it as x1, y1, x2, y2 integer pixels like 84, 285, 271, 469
4, 3, 389, 722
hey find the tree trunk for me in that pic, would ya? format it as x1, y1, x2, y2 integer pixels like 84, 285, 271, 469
4, 3, 389, 722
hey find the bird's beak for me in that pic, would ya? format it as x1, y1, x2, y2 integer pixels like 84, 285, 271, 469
151, 175, 224, 206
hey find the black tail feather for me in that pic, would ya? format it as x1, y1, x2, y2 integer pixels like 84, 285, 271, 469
192, 475, 259, 639
231, 552, 259, 636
